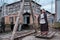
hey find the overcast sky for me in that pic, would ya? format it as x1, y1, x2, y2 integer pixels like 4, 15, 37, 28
0, 0, 55, 13
34, 0, 55, 13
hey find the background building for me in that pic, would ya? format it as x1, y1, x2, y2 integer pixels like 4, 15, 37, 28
0, 0, 55, 30
55, 0, 60, 22
0, 0, 41, 30
46, 10, 55, 27
0, 10, 1, 23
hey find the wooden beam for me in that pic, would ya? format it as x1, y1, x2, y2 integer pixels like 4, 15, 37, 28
10, 0, 25, 40
29, 0, 35, 31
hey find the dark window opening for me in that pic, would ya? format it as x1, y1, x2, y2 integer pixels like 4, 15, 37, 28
10, 17, 14, 23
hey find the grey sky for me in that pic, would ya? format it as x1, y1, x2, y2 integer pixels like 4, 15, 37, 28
34, 0, 55, 13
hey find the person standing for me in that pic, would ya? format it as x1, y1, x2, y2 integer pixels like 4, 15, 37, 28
39, 9, 49, 35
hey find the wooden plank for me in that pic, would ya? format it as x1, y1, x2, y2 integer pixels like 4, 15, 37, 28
35, 31, 55, 39
0, 30, 35, 40
10, 0, 25, 40
29, 0, 35, 30
14, 30, 35, 38
47, 32, 55, 38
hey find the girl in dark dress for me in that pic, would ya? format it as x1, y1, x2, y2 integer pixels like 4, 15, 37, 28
39, 9, 49, 35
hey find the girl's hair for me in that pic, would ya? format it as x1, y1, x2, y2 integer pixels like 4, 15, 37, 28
40, 10, 42, 14
42, 9, 46, 13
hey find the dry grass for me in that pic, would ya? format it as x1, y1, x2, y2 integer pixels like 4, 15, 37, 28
52, 22, 60, 29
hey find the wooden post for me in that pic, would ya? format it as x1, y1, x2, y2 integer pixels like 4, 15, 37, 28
10, 0, 24, 40
29, 0, 36, 32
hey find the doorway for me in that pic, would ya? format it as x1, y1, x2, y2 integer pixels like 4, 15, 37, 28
21, 12, 30, 30
23, 14, 30, 24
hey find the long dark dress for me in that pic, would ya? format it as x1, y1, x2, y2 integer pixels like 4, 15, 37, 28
38, 13, 48, 32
